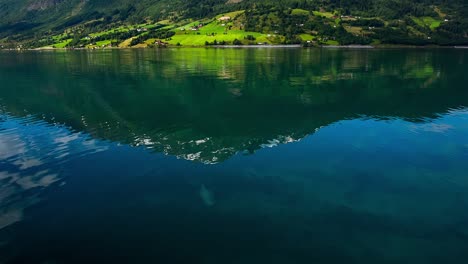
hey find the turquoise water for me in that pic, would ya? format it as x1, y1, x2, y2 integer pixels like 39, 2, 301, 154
0, 48, 467, 263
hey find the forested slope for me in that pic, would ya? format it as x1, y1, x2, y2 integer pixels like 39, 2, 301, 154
0, 0, 466, 47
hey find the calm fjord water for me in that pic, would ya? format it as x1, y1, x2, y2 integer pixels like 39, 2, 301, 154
0, 48, 467, 263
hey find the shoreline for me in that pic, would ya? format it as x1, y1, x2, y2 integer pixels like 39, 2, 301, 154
321, 45, 373, 49
211, 44, 302, 48
1, 44, 467, 51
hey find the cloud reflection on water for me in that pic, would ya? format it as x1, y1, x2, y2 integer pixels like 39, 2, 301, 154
0, 115, 107, 229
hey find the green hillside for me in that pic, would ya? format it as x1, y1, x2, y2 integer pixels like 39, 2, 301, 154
0, 0, 467, 48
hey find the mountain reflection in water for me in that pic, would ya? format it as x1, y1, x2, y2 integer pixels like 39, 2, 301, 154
0, 49, 466, 163
0, 48, 467, 263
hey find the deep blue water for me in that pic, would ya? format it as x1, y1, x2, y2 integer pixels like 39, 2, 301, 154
0, 48, 468, 263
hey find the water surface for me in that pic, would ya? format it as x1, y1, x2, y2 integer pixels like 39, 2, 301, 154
0, 48, 468, 263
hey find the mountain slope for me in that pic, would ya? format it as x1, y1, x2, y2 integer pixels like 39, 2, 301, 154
0, 0, 467, 47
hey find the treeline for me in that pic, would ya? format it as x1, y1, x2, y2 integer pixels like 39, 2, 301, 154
204, 35, 258, 46
130, 29, 175, 46
348, 19, 384, 28
63, 25, 173, 48
244, 4, 372, 45
241, 1, 467, 46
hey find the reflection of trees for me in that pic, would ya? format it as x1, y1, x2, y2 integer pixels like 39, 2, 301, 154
0, 49, 466, 163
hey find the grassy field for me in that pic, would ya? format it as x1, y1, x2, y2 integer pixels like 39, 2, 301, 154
216, 10, 245, 19
313, 11, 335, 18
291, 9, 310, 16
40, 8, 398, 48
299, 34, 315, 41
344, 25, 363, 35
119, 37, 135, 48
168, 31, 270, 46
95, 40, 113, 46
325, 40, 339, 45
53, 39, 72, 48
168, 17, 271, 46
412, 16, 442, 30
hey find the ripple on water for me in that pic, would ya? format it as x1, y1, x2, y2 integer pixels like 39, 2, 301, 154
0, 112, 108, 229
